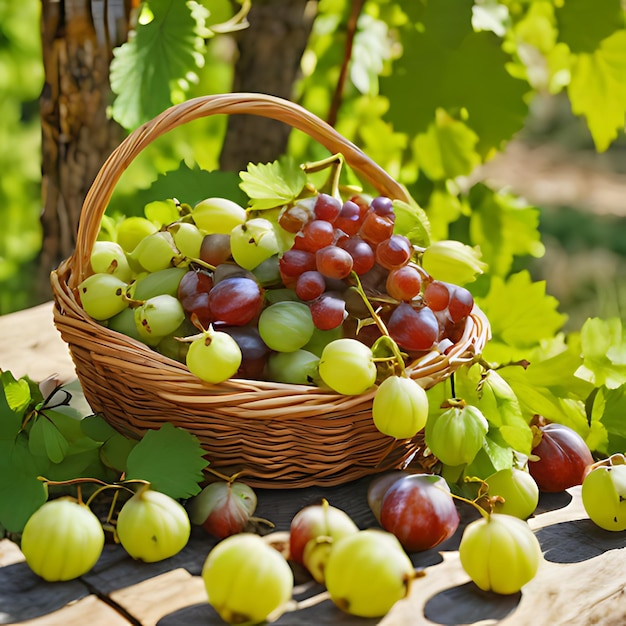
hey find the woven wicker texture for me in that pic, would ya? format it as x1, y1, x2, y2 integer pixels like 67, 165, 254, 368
51, 93, 490, 488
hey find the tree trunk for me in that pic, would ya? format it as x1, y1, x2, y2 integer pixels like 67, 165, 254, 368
38, 0, 131, 298
219, 0, 317, 171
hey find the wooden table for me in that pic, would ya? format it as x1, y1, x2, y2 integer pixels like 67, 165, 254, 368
1, 303, 625, 626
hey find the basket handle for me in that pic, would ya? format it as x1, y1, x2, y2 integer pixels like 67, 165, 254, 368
69, 92, 411, 287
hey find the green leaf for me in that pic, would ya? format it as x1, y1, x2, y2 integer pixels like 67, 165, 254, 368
412, 109, 481, 180
239, 158, 307, 211
101, 432, 138, 472
464, 430, 513, 479
590, 386, 626, 455
28, 416, 69, 464
110, 0, 209, 130
124, 423, 208, 499
146, 165, 246, 208
392, 199, 431, 247
0, 439, 48, 533
568, 30, 626, 152
383, 2, 528, 158
2, 372, 31, 412
468, 184, 545, 278
0, 378, 23, 440
575, 317, 626, 389
555, 0, 623, 53
424, 188, 468, 241
81, 414, 119, 442
477, 270, 567, 350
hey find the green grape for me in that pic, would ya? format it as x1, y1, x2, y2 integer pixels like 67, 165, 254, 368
116, 216, 158, 253
318, 338, 376, 395
129, 231, 182, 273
252, 254, 281, 286
108, 307, 144, 342
425, 403, 488, 466
132, 266, 188, 300
485, 468, 539, 520
267, 349, 320, 385
186, 328, 242, 384
202, 533, 294, 624
324, 529, 416, 618
459, 513, 543, 595
116, 487, 191, 563
372, 376, 429, 439
169, 221, 204, 259
230, 217, 280, 270
134, 294, 185, 340
90, 240, 133, 282
78, 273, 129, 321
303, 325, 344, 357
192, 197, 247, 234
258, 301, 315, 353
20, 497, 105, 581
581, 460, 626, 531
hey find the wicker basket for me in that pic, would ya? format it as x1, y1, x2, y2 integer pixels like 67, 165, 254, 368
50, 93, 490, 488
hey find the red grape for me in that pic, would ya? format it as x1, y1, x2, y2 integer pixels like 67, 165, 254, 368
375, 234, 412, 270
448, 284, 474, 322
379, 474, 460, 552
528, 421, 595, 492
359, 211, 394, 245
208, 276, 264, 325
387, 302, 439, 352
337, 236, 376, 275
334, 200, 363, 236
297, 219, 336, 252
386, 266, 422, 301
178, 269, 213, 327
295, 270, 326, 301
310, 294, 347, 330
200, 234, 232, 266
314, 193, 342, 222
423, 280, 449, 311
316, 245, 354, 279
370, 195, 394, 217
279, 249, 317, 280
220, 325, 269, 379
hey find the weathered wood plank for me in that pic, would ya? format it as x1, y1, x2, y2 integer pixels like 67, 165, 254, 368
18, 594, 132, 626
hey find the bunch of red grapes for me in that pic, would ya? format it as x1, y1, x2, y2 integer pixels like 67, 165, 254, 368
178, 192, 474, 376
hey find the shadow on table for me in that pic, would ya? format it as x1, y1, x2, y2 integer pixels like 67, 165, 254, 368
533, 490, 573, 515
535, 517, 626, 564
423, 582, 521, 625
0, 560, 89, 624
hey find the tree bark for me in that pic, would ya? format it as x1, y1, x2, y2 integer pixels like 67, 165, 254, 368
39, 0, 131, 297
219, 0, 317, 171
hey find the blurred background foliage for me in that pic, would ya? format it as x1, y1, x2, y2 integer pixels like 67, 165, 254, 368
0, 0, 625, 333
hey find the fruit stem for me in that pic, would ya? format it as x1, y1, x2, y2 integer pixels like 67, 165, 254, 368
349, 271, 390, 337
302, 153, 345, 199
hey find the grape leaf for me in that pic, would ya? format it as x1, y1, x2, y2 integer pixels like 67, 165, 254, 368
590, 386, 626, 455
477, 270, 567, 351
575, 317, 626, 389
0, 439, 48, 533
412, 109, 481, 180
239, 158, 307, 211
28, 416, 69, 464
0, 378, 23, 440
464, 431, 513, 479
425, 189, 468, 241
110, 0, 209, 130
555, 0, 623, 53
124, 423, 208, 499
383, 1, 528, 158
1, 371, 31, 412
469, 184, 545, 278
132, 165, 247, 214
568, 30, 626, 152
81, 414, 119, 442
101, 432, 138, 473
